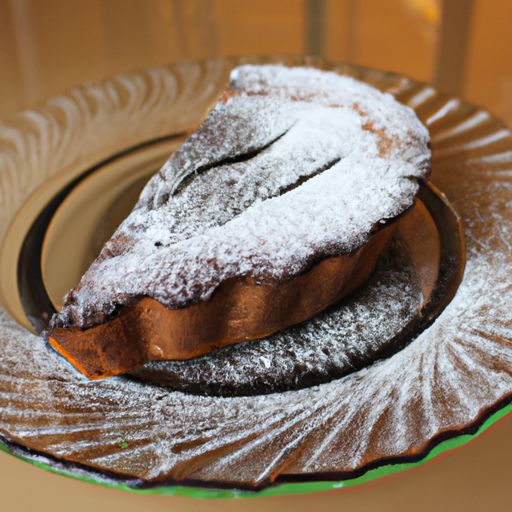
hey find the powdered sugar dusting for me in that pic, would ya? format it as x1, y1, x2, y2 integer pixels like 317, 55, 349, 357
52, 65, 430, 329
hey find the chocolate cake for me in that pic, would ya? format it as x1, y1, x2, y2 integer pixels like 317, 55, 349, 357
48, 64, 431, 379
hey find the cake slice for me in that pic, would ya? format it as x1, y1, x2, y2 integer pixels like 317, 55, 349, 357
48, 64, 431, 379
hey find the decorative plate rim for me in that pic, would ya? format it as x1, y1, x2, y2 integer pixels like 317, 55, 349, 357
0, 55, 512, 498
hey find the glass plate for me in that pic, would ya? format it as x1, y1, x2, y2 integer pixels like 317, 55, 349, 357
0, 56, 511, 498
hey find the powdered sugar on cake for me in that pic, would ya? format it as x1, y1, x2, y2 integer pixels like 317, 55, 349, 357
52, 65, 430, 329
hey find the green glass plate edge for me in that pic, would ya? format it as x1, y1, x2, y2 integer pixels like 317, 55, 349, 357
1, 399, 511, 499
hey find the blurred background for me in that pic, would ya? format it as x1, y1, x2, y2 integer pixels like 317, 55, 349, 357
1, 0, 511, 127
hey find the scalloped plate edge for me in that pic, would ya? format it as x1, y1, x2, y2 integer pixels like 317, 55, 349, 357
1, 399, 511, 500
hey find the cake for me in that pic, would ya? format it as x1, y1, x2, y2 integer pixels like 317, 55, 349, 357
47, 64, 431, 380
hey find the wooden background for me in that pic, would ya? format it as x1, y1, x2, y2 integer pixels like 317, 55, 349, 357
1, 0, 512, 128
